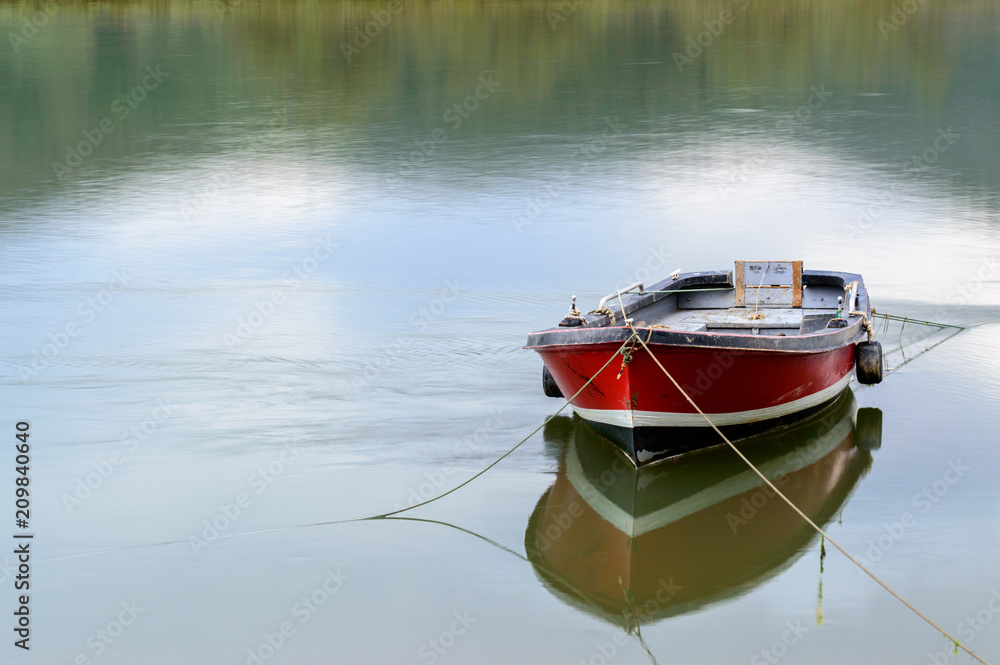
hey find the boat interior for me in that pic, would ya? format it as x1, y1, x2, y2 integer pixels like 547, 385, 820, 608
592, 261, 863, 337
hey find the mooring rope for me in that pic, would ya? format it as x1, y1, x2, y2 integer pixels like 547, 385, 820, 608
873, 312, 966, 330
41, 334, 640, 563
872, 312, 970, 373
304, 332, 641, 525
382, 516, 659, 664
626, 324, 988, 665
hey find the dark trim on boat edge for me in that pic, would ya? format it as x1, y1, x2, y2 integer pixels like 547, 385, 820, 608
525, 270, 869, 354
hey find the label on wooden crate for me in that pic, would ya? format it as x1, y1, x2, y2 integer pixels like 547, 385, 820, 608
734, 260, 803, 308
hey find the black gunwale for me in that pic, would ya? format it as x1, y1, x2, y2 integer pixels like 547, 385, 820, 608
525, 270, 869, 354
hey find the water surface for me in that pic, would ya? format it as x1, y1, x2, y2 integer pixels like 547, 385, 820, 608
1, 2, 999, 663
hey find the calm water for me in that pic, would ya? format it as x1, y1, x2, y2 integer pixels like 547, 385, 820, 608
1, 1, 1000, 663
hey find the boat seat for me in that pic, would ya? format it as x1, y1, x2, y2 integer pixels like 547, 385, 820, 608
666, 321, 708, 333
799, 314, 838, 335
679, 308, 803, 329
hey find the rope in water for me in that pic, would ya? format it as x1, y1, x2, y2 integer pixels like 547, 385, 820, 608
323, 333, 640, 523
873, 312, 966, 330
40, 335, 641, 564
872, 312, 970, 373
624, 321, 988, 665
383, 516, 660, 663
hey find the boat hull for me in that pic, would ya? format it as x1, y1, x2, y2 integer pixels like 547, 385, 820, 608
537, 341, 857, 465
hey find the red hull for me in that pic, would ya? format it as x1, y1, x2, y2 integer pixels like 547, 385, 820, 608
539, 340, 856, 428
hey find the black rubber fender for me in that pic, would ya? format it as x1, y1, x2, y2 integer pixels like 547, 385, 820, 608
542, 365, 563, 398
855, 407, 883, 450
855, 341, 883, 385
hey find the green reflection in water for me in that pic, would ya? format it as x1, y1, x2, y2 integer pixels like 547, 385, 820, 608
1, 0, 998, 205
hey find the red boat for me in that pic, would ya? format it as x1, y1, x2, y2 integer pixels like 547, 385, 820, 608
526, 261, 883, 466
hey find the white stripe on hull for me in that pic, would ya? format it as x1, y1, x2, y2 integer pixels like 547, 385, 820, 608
572, 372, 853, 429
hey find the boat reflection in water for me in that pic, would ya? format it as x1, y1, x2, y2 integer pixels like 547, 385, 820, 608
525, 389, 881, 626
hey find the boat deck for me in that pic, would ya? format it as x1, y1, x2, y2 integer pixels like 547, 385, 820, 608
635, 306, 843, 337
